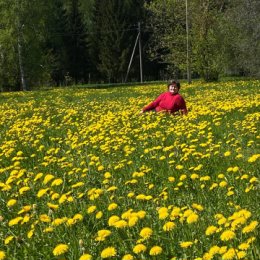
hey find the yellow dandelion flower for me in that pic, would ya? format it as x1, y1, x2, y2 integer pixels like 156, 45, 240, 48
163, 221, 176, 231
98, 165, 104, 171
183, 209, 193, 217
122, 254, 134, 260
208, 245, 220, 255
27, 229, 34, 238
43, 227, 54, 233
242, 221, 258, 233
19, 186, 30, 194
108, 215, 120, 226
51, 193, 60, 200
219, 181, 228, 187
158, 207, 169, 219
113, 220, 127, 228
246, 236, 256, 244
4, 235, 14, 245
238, 243, 250, 250
107, 186, 117, 192
218, 217, 227, 225
176, 165, 184, 170
220, 230, 236, 241
237, 251, 247, 259
249, 177, 257, 183
180, 241, 193, 248
227, 190, 234, 196
218, 173, 225, 178
136, 194, 147, 200
104, 172, 111, 178
248, 154, 260, 163
79, 254, 92, 260
168, 176, 175, 182
219, 246, 227, 254
148, 184, 154, 189
231, 217, 246, 229
127, 192, 135, 198
8, 217, 23, 226
149, 246, 162, 256
133, 244, 147, 254
203, 252, 213, 260
47, 202, 59, 210
39, 214, 51, 223
87, 205, 97, 214
37, 188, 49, 198
191, 173, 199, 179
232, 166, 239, 172
52, 217, 67, 226
187, 213, 199, 224
95, 230, 111, 241
200, 176, 211, 181
192, 203, 204, 211
222, 248, 235, 260
7, 199, 17, 207
67, 218, 76, 226
51, 178, 63, 186
180, 174, 187, 181
100, 247, 116, 258
21, 215, 30, 224
137, 210, 146, 219
224, 151, 231, 157
43, 174, 55, 184
0, 251, 6, 260
17, 151, 23, 156
139, 227, 153, 239
108, 203, 118, 211
34, 173, 43, 181
170, 207, 181, 219
53, 243, 69, 256
128, 216, 138, 227
96, 211, 103, 219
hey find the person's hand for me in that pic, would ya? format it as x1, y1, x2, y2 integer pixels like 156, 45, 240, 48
139, 109, 144, 115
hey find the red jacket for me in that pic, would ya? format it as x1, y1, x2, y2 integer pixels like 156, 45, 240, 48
143, 92, 187, 114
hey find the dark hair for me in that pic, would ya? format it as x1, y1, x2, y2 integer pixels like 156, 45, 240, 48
167, 80, 180, 90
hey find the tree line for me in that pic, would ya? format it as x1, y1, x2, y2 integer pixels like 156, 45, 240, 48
0, 0, 259, 91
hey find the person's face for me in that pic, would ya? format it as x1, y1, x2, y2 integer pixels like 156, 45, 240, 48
169, 84, 179, 94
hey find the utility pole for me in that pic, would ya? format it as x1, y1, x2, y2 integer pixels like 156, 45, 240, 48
125, 30, 140, 83
138, 22, 143, 83
185, 0, 191, 84
125, 22, 143, 83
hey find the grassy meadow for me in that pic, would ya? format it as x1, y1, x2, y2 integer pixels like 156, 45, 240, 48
0, 79, 259, 260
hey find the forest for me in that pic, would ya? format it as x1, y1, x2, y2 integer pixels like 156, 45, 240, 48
0, 0, 259, 91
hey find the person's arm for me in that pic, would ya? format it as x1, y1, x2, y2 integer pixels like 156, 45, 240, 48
141, 93, 164, 112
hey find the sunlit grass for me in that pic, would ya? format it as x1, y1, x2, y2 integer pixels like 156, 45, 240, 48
0, 79, 259, 260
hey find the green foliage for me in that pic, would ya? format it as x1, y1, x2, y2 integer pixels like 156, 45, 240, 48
0, 0, 259, 90
0, 0, 55, 90
144, 0, 187, 78
90, 0, 135, 83
220, 0, 260, 77
191, 0, 226, 81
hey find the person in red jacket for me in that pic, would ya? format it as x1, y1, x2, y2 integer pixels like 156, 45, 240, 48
140, 80, 188, 115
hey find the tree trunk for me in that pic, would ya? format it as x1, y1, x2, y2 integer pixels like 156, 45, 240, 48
17, 24, 27, 91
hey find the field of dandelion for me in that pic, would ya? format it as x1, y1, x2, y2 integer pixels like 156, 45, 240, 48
0, 79, 259, 260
